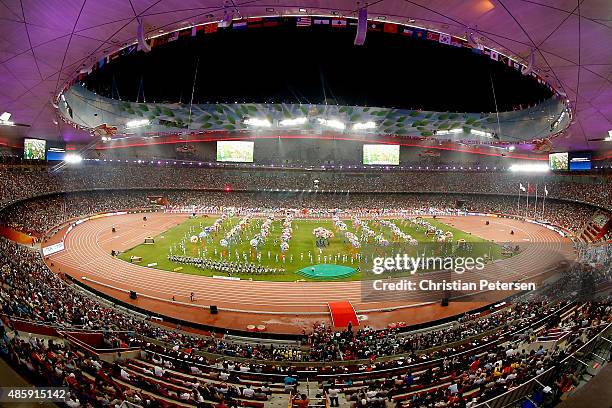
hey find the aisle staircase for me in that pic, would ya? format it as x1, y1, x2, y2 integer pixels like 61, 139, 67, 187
579, 213, 611, 243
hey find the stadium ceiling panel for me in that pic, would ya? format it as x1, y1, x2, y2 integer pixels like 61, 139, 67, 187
0, 0, 610, 152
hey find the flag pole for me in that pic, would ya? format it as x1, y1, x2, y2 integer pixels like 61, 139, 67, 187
517, 184, 521, 216
534, 184, 538, 220
542, 185, 547, 220
525, 183, 529, 218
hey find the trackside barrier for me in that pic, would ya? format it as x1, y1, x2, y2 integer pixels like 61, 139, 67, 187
473, 322, 612, 408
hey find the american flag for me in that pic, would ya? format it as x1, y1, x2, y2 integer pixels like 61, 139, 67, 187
296, 17, 311, 27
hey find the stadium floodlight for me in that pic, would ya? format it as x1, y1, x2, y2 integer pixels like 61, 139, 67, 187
0, 112, 14, 126
126, 119, 150, 128
437, 128, 463, 135
278, 117, 307, 127
317, 118, 345, 130
471, 129, 493, 138
244, 118, 272, 127
64, 153, 83, 164
508, 163, 549, 173
352, 121, 376, 130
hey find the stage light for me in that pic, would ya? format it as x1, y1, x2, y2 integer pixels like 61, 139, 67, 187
471, 129, 493, 138
64, 153, 83, 164
437, 128, 463, 135
126, 119, 150, 128
219, 11, 233, 28
244, 118, 271, 127
508, 145, 516, 151
0, 112, 14, 126
317, 118, 345, 130
279, 117, 307, 126
352, 121, 376, 130
508, 163, 549, 173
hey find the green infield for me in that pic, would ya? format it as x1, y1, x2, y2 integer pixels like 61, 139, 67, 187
118, 215, 508, 281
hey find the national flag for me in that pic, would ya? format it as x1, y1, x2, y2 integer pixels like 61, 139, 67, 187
527, 183, 535, 194
507, 57, 514, 67
383, 23, 398, 34
471, 44, 483, 54
153, 35, 170, 48
204, 23, 218, 34
490, 50, 499, 61
167, 31, 179, 41
98, 56, 107, 69
412, 28, 426, 39
498, 54, 509, 65
439, 33, 451, 44
247, 17, 263, 28
193, 24, 207, 36
296, 17, 312, 27
178, 28, 191, 38
331, 18, 347, 27
519, 183, 526, 192
232, 20, 247, 30
368, 22, 382, 31
544, 185, 549, 196
263, 17, 280, 27
401, 27, 413, 36
450, 37, 463, 47
314, 18, 330, 25
426, 31, 440, 42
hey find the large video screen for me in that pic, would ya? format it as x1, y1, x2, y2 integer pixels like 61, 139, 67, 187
216, 141, 254, 163
363, 144, 400, 165
569, 152, 592, 171
46, 146, 66, 161
24, 138, 46, 160
548, 152, 568, 171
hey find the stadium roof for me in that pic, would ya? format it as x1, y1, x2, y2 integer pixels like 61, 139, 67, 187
0, 0, 610, 152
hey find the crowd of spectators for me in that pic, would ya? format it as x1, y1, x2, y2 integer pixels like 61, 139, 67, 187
0, 230, 610, 407
340, 299, 610, 408
0, 162, 610, 407
0, 189, 604, 237
0, 163, 610, 210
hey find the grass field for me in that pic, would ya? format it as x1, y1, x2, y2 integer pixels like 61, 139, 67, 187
118, 215, 506, 281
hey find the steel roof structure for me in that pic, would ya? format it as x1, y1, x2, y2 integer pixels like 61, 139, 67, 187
0, 0, 610, 151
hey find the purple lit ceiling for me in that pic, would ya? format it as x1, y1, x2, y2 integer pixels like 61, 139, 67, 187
0, 0, 610, 151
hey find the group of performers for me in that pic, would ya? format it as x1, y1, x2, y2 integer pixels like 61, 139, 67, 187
167, 255, 285, 275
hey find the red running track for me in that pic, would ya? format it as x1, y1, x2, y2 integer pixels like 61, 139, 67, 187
46, 213, 574, 332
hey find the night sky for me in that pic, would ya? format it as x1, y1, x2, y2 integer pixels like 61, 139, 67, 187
85, 21, 553, 113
